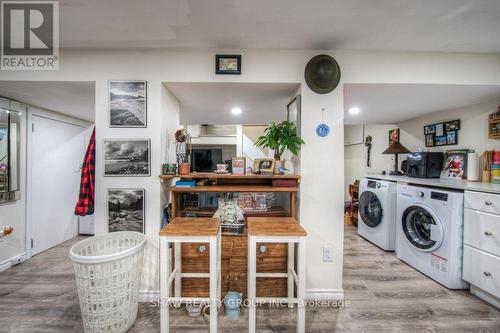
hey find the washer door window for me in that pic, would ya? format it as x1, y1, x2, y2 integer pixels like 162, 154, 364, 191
402, 205, 443, 252
359, 191, 383, 228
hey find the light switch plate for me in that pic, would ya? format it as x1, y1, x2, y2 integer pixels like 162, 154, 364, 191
323, 246, 333, 262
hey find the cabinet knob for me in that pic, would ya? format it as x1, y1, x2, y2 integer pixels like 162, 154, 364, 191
259, 245, 268, 253
484, 271, 492, 277
485, 201, 493, 206
198, 245, 207, 253
484, 231, 493, 236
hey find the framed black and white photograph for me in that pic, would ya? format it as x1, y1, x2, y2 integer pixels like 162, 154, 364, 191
109, 80, 147, 127
424, 125, 435, 134
287, 95, 301, 137
104, 139, 151, 176
215, 54, 241, 75
108, 188, 145, 233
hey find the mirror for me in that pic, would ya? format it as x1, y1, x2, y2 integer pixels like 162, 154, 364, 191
0, 97, 22, 202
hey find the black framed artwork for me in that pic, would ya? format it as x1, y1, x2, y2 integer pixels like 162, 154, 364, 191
108, 188, 145, 233
109, 80, 147, 127
215, 55, 241, 75
424, 119, 460, 147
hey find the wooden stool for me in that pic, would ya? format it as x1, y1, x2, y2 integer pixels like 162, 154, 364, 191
247, 217, 307, 333
159, 217, 221, 333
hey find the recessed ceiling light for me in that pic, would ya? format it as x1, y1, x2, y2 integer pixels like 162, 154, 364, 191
348, 107, 360, 115
231, 107, 242, 115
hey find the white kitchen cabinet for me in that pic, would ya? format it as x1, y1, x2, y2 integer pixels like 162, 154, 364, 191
463, 190, 500, 308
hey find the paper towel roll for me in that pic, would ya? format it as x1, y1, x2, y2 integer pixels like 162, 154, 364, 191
467, 151, 479, 181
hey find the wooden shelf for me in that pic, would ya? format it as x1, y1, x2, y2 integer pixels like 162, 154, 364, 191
169, 185, 297, 192
180, 206, 287, 217
489, 133, 500, 139
160, 173, 300, 181
488, 117, 500, 124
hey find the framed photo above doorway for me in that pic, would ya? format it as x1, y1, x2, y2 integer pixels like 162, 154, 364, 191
215, 55, 241, 75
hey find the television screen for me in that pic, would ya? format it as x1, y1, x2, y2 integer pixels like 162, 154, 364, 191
191, 149, 223, 172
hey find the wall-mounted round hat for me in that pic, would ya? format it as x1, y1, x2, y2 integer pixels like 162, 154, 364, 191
304, 55, 341, 94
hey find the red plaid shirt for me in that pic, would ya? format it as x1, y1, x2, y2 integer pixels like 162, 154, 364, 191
75, 128, 95, 216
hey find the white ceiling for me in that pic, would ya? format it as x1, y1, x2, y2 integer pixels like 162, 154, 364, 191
344, 83, 500, 125
0, 81, 95, 122
165, 82, 299, 125
59, 0, 500, 52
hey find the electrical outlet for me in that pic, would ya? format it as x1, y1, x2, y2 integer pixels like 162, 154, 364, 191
323, 246, 333, 262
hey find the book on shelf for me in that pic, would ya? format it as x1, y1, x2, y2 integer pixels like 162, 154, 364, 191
175, 180, 196, 188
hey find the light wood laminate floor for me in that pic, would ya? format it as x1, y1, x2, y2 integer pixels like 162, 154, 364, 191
1, 226, 499, 332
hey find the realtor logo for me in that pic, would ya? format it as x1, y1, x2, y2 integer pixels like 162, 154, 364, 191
1, 1, 59, 70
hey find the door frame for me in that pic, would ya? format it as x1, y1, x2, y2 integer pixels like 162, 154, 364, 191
25, 107, 91, 258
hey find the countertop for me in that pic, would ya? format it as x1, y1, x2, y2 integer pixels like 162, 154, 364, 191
364, 174, 500, 195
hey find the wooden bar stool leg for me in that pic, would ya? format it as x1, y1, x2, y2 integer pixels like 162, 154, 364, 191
297, 237, 306, 333
174, 243, 181, 306
287, 242, 295, 308
248, 236, 257, 333
209, 235, 218, 333
160, 238, 170, 333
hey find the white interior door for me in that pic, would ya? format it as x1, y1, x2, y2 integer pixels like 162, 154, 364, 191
31, 115, 87, 255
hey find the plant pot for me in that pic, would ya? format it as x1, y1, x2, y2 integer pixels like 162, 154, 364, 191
274, 160, 283, 174
178, 163, 191, 175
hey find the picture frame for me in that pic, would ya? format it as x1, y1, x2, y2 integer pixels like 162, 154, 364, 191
104, 139, 151, 176
423, 120, 460, 147
441, 149, 468, 180
253, 158, 275, 174
445, 119, 460, 131
388, 128, 400, 146
287, 95, 301, 137
109, 80, 147, 128
215, 54, 241, 75
231, 156, 246, 175
425, 134, 434, 147
107, 188, 145, 233
424, 125, 435, 134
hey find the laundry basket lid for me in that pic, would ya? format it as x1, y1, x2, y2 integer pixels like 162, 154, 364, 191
69, 231, 146, 264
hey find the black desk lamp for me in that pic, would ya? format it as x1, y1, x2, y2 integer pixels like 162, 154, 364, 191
382, 142, 411, 175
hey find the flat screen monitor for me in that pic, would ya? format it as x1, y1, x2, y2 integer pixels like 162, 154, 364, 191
191, 149, 223, 172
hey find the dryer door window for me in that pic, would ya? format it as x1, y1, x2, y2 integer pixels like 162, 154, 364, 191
402, 205, 443, 252
359, 191, 383, 228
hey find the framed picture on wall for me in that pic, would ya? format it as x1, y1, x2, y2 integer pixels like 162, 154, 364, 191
109, 80, 147, 127
104, 139, 151, 176
287, 95, 301, 137
424, 125, 435, 134
108, 188, 145, 233
388, 128, 400, 145
425, 134, 434, 147
215, 55, 241, 75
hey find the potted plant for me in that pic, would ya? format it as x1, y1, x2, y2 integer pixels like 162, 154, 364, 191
175, 128, 191, 175
254, 121, 305, 174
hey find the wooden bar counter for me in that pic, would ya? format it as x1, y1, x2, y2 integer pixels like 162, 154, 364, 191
160, 172, 300, 298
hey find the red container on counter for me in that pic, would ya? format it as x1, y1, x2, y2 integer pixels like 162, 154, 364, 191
494, 150, 500, 165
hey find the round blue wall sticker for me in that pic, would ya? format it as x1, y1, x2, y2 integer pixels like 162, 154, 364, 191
316, 123, 330, 137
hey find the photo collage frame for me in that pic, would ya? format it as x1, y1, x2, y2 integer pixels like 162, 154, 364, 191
424, 119, 460, 147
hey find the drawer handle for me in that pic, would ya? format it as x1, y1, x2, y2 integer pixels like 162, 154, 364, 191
485, 201, 493, 206
259, 245, 268, 253
484, 271, 492, 277
198, 245, 207, 253
484, 231, 493, 236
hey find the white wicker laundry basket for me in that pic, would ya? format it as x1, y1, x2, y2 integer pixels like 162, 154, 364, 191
69, 232, 146, 333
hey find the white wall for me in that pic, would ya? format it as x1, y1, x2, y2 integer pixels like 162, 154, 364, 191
2, 49, 500, 298
344, 124, 396, 200
398, 99, 500, 154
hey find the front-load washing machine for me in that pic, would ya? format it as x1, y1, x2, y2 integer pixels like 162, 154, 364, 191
396, 184, 469, 289
357, 178, 397, 251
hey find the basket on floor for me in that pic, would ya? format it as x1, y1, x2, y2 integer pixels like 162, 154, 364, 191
69, 231, 146, 333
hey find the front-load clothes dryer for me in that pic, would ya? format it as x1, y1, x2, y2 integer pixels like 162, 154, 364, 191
396, 184, 469, 289
357, 178, 397, 251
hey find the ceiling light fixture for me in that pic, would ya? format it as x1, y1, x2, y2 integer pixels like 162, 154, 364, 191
348, 107, 360, 115
231, 107, 242, 115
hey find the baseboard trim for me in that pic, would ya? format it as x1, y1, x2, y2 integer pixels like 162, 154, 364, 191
305, 289, 344, 301
470, 286, 500, 309
139, 289, 345, 302
0, 253, 26, 272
